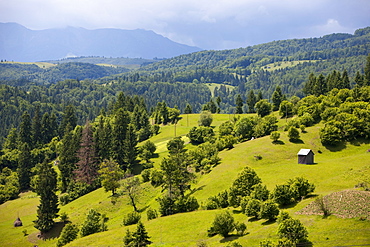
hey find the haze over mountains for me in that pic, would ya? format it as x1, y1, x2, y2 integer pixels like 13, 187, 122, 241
0, 22, 202, 62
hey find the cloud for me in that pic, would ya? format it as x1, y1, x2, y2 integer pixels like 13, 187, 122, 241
1, 0, 370, 50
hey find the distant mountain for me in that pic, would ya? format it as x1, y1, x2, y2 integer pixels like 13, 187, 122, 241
0, 22, 202, 62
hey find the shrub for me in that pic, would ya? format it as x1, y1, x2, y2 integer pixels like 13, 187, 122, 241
146, 208, 158, 221
123, 211, 141, 226
235, 222, 247, 236
260, 200, 280, 221
277, 218, 308, 244
199, 111, 213, 127
141, 169, 151, 183
245, 198, 262, 219
80, 209, 107, 237
270, 131, 280, 143
208, 211, 235, 237
56, 223, 79, 247
288, 126, 300, 141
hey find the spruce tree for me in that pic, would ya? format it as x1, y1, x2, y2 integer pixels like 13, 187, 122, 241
32, 105, 42, 147
17, 142, 32, 191
235, 94, 243, 114
246, 90, 257, 113
34, 160, 59, 234
113, 108, 130, 169
124, 124, 138, 170
74, 121, 99, 184
365, 53, 370, 86
59, 105, 77, 137
132, 221, 151, 246
341, 69, 350, 89
18, 111, 32, 146
271, 86, 284, 111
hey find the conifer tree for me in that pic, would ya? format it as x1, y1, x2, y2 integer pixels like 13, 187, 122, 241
112, 109, 130, 169
95, 116, 112, 161
17, 142, 32, 191
365, 53, 370, 86
235, 94, 243, 114
34, 160, 59, 234
247, 90, 257, 113
341, 69, 350, 89
271, 86, 284, 111
18, 111, 32, 146
124, 124, 138, 170
32, 105, 42, 147
59, 105, 77, 137
74, 121, 99, 184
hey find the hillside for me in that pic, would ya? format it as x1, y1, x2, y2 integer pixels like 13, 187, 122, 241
0, 22, 202, 62
0, 113, 369, 246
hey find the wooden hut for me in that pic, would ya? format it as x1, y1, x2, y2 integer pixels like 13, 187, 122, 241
13, 217, 22, 227
297, 149, 314, 164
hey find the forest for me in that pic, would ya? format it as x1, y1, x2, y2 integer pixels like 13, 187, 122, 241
0, 26, 370, 246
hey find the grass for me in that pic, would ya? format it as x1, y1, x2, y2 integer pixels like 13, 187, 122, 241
262, 60, 318, 71
205, 83, 235, 97
1, 113, 370, 246
0, 61, 56, 69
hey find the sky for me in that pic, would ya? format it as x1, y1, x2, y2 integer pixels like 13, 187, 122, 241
1, 0, 370, 50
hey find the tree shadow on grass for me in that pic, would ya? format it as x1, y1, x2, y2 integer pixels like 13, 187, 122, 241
324, 141, 346, 152
289, 138, 304, 144
138, 205, 150, 213
247, 217, 260, 222
272, 140, 285, 145
188, 185, 206, 196
38, 222, 65, 240
261, 219, 276, 225
219, 234, 245, 243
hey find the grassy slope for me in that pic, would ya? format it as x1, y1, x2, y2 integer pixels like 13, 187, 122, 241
0, 114, 369, 246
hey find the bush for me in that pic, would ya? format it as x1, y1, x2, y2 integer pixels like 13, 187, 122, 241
150, 169, 164, 187
277, 218, 308, 244
146, 208, 158, 221
235, 222, 247, 236
245, 198, 262, 219
270, 131, 280, 143
208, 211, 235, 237
260, 200, 280, 221
141, 169, 151, 183
287, 126, 300, 141
80, 209, 107, 237
199, 111, 213, 127
271, 184, 295, 206
56, 223, 79, 247
123, 211, 141, 226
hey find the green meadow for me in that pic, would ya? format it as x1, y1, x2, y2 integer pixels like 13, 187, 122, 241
1, 113, 369, 246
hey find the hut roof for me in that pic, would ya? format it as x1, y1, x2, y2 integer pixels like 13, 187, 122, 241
14, 217, 22, 227
297, 149, 314, 156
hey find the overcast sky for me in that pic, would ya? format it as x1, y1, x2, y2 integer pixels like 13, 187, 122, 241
1, 0, 370, 50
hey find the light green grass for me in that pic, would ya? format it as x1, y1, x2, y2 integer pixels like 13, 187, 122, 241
206, 83, 235, 97
1, 61, 56, 69
263, 60, 318, 71
1, 113, 370, 246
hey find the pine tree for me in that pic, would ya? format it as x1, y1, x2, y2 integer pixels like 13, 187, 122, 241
34, 160, 59, 234
271, 86, 284, 111
132, 221, 151, 246
124, 124, 138, 170
112, 109, 130, 169
354, 71, 365, 87
59, 105, 77, 137
365, 53, 370, 86
74, 121, 99, 184
235, 94, 243, 114
58, 125, 80, 192
95, 116, 112, 161
341, 69, 350, 89
246, 90, 257, 113
17, 142, 32, 191
18, 111, 32, 146
32, 106, 42, 147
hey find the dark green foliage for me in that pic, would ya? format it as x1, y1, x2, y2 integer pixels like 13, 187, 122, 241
288, 177, 315, 200
33, 160, 59, 233
287, 126, 300, 141
255, 100, 272, 117
279, 101, 293, 118
80, 209, 107, 237
271, 184, 296, 206
112, 109, 130, 169
218, 121, 234, 137
206, 190, 229, 209
123, 211, 141, 226
189, 142, 220, 172
250, 183, 270, 201
235, 94, 243, 114
17, 142, 32, 191
246, 90, 257, 113
18, 111, 32, 145
277, 218, 308, 244
157, 194, 199, 216
245, 198, 262, 219
146, 208, 158, 221
56, 223, 79, 247
166, 137, 185, 154
187, 126, 215, 144
124, 124, 138, 170
123, 221, 151, 247
271, 86, 285, 111
234, 117, 254, 141
270, 131, 280, 143
260, 200, 280, 221
198, 111, 213, 127
208, 211, 235, 238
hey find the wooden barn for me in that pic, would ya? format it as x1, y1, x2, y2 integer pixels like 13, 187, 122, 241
297, 149, 314, 164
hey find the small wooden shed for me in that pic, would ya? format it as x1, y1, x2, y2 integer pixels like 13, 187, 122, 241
297, 149, 314, 164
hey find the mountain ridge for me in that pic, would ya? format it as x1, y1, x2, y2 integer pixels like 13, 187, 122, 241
0, 22, 202, 62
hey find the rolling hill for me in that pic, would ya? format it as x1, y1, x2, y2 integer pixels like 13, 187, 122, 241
0, 113, 369, 246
